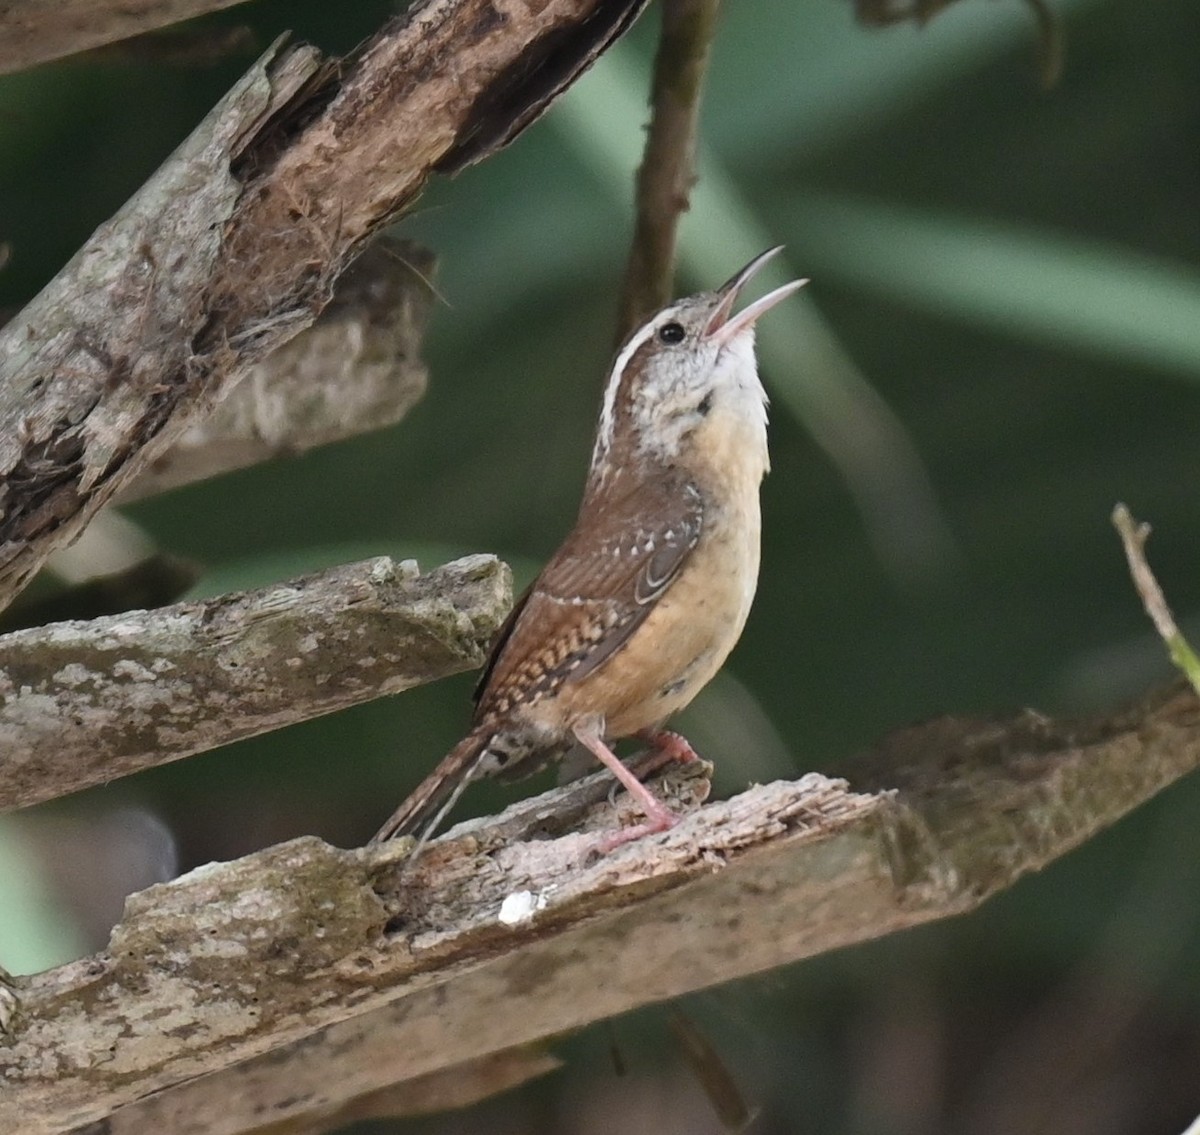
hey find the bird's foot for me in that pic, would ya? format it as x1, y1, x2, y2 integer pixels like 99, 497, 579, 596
594, 804, 679, 854
634, 728, 701, 776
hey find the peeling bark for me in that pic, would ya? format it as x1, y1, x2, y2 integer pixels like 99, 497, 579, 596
0, 0, 652, 613
0, 42, 321, 610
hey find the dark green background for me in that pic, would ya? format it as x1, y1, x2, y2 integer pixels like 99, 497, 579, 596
2, 0, 1198, 1131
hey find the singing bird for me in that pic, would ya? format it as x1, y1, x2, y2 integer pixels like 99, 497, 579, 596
373, 248, 803, 851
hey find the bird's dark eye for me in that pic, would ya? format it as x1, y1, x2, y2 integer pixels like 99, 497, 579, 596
658, 321, 685, 344
696, 391, 713, 416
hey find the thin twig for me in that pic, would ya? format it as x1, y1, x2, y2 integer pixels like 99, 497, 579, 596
615, 0, 723, 343
850, 0, 1064, 88
667, 1009, 757, 1131
1112, 503, 1200, 691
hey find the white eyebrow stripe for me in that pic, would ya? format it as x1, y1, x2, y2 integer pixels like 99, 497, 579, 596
591, 315, 663, 466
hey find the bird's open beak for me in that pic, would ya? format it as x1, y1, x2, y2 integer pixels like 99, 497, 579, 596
704, 246, 807, 344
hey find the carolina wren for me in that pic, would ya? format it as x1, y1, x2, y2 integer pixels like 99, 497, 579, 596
373, 247, 804, 849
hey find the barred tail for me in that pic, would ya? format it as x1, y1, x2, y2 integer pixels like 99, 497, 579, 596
370, 727, 493, 848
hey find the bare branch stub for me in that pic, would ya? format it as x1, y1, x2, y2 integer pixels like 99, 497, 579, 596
0, 554, 512, 814
1112, 503, 1178, 643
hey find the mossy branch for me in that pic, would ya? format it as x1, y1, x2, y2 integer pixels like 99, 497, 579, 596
4, 680, 1199, 1133
0, 555, 511, 814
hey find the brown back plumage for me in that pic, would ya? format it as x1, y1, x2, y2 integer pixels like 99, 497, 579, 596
473, 466, 703, 725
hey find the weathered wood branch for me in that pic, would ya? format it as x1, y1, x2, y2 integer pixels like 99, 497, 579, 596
0, 554, 511, 813
3, 680, 1197, 1134
0, 235, 430, 634
0, 0, 254, 74
0, 0, 650, 613
119, 238, 434, 503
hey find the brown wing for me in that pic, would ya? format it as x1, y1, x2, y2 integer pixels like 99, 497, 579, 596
471, 582, 533, 705
473, 470, 704, 723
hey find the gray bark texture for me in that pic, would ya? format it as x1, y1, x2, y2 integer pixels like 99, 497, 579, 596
2, 682, 1198, 1135
0, 554, 511, 813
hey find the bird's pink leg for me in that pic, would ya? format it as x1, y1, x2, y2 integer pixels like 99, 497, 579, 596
572, 722, 679, 851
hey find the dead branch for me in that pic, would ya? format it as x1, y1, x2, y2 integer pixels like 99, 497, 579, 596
616, 0, 723, 342
0, 0, 254, 74
3, 680, 1198, 1134
119, 238, 434, 503
0, 0, 651, 613
0, 554, 511, 813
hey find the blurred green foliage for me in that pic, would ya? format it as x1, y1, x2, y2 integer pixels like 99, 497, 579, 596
1, 0, 1199, 1130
